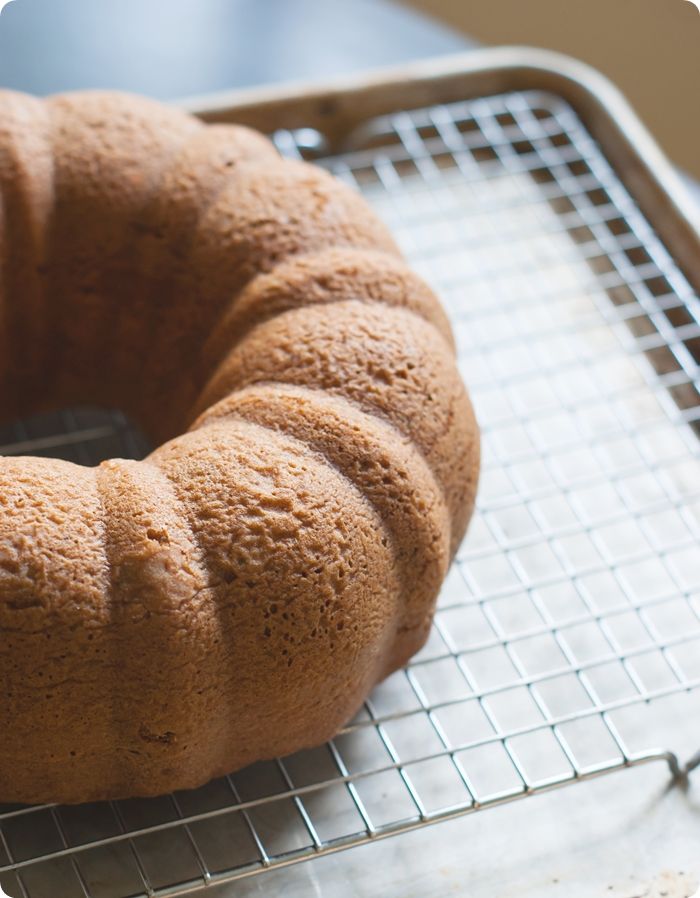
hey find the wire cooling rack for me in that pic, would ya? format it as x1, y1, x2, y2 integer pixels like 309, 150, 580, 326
1, 87, 699, 898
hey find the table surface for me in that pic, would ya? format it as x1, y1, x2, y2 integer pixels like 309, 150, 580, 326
0, 0, 471, 99
1, 4, 698, 897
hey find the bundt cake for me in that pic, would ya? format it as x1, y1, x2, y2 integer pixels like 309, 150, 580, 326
0, 89, 480, 805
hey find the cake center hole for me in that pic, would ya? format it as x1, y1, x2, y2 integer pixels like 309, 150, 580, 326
0, 406, 151, 465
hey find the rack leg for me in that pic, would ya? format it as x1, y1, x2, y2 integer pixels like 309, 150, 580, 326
684, 748, 700, 777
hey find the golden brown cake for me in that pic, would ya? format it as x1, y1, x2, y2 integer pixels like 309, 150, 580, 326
0, 89, 480, 805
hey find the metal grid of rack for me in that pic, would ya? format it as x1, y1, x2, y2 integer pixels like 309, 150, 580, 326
1, 88, 699, 898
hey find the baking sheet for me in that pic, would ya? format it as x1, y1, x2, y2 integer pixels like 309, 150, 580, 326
1, 48, 699, 898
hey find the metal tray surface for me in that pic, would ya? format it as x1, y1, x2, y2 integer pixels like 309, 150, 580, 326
0, 49, 699, 898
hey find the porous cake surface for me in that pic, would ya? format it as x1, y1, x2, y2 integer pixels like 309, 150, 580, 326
0, 89, 480, 804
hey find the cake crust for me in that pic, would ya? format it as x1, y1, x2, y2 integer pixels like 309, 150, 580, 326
0, 89, 480, 805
